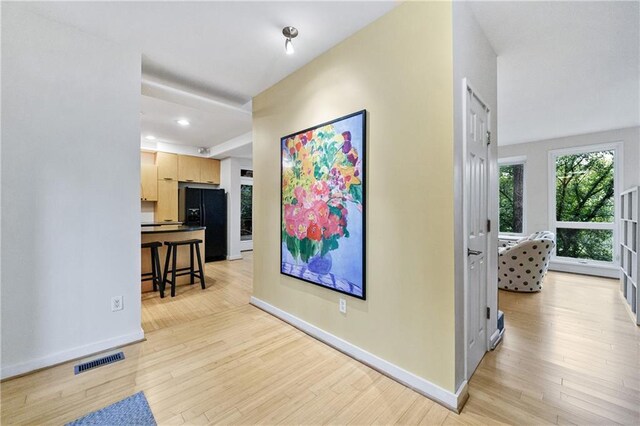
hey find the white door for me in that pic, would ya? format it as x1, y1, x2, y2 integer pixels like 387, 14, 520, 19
465, 86, 489, 378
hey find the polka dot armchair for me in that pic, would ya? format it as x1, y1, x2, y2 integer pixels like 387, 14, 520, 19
498, 235, 555, 292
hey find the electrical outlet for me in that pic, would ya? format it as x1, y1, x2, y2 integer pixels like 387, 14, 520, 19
339, 298, 347, 314
111, 296, 123, 312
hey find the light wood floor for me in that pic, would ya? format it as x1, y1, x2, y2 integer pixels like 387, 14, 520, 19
2, 253, 639, 425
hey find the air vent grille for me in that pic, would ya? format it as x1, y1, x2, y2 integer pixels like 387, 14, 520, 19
74, 352, 124, 374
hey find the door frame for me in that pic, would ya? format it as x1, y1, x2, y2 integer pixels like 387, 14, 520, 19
461, 78, 494, 380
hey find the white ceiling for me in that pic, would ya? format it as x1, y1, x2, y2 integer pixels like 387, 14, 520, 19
218, 142, 253, 159
19, 2, 636, 149
469, 1, 640, 145
22, 1, 398, 156
140, 93, 250, 148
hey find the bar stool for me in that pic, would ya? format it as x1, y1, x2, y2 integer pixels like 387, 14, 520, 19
161, 239, 205, 297
141, 241, 162, 293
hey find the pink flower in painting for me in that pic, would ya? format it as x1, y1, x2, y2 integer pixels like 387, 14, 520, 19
283, 205, 313, 240
311, 181, 330, 199
312, 200, 330, 227
324, 214, 342, 238
284, 204, 301, 237
293, 212, 310, 240
304, 208, 318, 224
285, 221, 296, 237
294, 186, 310, 207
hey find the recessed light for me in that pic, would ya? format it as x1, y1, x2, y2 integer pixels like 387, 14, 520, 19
176, 119, 190, 126
145, 135, 156, 140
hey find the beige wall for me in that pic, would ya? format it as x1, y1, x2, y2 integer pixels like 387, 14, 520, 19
498, 126, 640, 235
253, 2, 457, 391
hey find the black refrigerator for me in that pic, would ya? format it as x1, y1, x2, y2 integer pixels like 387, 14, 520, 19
179, 188, 227, 262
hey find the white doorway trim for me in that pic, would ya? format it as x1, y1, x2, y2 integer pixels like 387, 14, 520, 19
462, 78, 494, 381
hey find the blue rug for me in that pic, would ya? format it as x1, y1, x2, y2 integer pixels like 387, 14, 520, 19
66, 392, 156, 425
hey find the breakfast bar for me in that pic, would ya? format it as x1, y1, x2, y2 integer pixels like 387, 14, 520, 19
141, 224, 206, 293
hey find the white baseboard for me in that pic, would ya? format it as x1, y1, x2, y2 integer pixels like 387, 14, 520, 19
227, 254, 243, 261
549, 260, 619, 278
1, 328, 145, 380
250, 297, 468, 412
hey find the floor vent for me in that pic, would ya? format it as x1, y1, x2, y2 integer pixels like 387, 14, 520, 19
74, 351, 125, 374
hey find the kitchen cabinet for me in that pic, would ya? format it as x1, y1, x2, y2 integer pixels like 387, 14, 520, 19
155, 179, 178, 222
157, 152, 178, 181
140, 163, 158, 201
200, 158, 221, 184
178, 155, 201, 182
142, 152, 220, 223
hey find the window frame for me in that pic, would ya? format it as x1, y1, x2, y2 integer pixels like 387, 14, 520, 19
547, 142, 623, 267
498, 155, 527, 237
240, 176, 253, 243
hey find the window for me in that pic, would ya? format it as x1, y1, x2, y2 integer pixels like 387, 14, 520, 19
240, 183, 252, 241
550, 146, 619, 263
499, 159, 525, 234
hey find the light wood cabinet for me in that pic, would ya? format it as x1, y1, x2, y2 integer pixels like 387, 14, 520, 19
155, 179, 178, 222
178, 155, 201, 182
142, 152, 219, 224
140, 163, 158, 201
200, 158, 221, 184
157, 152, 178, 181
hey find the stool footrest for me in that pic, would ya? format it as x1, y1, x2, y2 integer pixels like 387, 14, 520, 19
165, 271, 204, 282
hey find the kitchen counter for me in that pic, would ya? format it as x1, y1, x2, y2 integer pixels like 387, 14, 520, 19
141, 221, 182, 227
141, 226, 206, 293
141, 225, 205, 234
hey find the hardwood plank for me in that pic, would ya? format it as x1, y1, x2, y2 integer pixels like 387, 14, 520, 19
2, 258, 639, 426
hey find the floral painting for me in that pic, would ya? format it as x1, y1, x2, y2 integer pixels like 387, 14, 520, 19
281, 110, 366, 299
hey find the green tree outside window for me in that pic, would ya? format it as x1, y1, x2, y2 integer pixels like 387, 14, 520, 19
499, 163, 524, 233
555, 150, 614, 262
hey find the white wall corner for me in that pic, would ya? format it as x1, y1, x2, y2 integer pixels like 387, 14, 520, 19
250, 297, 469, 413
209, 132, 252, 159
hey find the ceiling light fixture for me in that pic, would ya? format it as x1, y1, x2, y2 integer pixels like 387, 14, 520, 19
145, 135, 156, 140
177, 119, 190, 126
282, 26, 298, 55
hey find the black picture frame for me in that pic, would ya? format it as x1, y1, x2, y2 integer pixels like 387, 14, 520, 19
280, 110, 367, 300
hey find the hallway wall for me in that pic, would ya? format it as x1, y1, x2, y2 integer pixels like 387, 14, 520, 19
253, 2, 458, 396
1, 5, 143, 378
